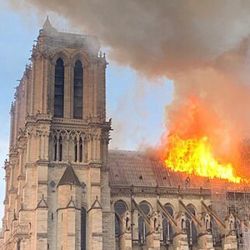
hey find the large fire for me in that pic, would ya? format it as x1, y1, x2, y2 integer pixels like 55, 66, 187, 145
163, 134, 241, 183
160, 97, 249, 184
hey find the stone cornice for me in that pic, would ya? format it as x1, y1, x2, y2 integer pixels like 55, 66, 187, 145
111, 185, 211, 197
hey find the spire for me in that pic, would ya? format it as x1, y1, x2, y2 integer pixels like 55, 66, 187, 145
58, 165, 82, 187
42, 16, 57, 33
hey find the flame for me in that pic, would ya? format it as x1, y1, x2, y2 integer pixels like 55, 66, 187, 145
163, 134, 242, 183
159, 96, 250, 184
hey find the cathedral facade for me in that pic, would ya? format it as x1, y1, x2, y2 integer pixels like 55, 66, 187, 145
0, 19, 248, 250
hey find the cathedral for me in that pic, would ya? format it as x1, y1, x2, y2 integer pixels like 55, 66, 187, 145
0, 18, 249, 250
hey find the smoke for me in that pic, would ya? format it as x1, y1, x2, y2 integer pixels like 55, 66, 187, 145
9, 0, 250, 167
9, 1, 250, 72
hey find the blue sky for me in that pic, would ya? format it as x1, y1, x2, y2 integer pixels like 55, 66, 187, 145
0, 1, 174, 219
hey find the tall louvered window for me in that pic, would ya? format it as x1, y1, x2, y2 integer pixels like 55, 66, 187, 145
81, 207, 87, 250
54, 58, 64, 117
73, 60, 83, 119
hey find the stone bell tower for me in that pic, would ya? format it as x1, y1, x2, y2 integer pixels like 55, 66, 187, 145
1, 18, 114, 250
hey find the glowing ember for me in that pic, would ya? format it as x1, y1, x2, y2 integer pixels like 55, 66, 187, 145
163, 134, 241, 183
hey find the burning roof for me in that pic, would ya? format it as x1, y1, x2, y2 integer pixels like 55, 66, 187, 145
108, 150, 249, 191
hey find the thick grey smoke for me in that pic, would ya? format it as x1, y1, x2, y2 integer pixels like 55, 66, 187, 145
10, 0, 250, 162
9, 1, 250, 74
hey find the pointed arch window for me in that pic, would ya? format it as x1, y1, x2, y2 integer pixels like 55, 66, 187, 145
74, 136, 83, 163
73, 60, 83, 119
162, 204, 174, 246
59, 136, 63, 161
53, 136, 57, 161
79, 137, 83, 162
54, 58, 64, 118
81, 207, 87, 250
236, 219, 243, 248
53, 135, 63, 162
74, 137, 78, 162
211, 218, 222, 247
114, 200, 128, 249
186, 204, 198, 247
138, 201, 151, 245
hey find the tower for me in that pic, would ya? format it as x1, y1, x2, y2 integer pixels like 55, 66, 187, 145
2, 18, 113, 250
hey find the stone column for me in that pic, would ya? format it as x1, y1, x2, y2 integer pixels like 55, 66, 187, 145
147, 211, 161, 250
120, 211, 132, 250
88, 166, 103, 250
197, 233, 214, 250
223, 234, 237, 250
35, 205, 48, 250
223, 214, 238, 250
89, 207, 103, 250
173, 212, 189, 250
67, 207, 77, 249
173, 233, 189, 250
120, 233, 132, 250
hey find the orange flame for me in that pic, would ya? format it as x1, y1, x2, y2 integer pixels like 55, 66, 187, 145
160, 96, 249, 184
163, 134, 241, 183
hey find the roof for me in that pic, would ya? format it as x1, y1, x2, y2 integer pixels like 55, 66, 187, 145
58, 165, 82, 187
108, 150, 212, 189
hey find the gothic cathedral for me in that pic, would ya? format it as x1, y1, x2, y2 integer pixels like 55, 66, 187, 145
1, 19, 246, 250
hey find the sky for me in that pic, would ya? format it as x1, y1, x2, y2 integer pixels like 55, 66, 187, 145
0, 1, 174, 220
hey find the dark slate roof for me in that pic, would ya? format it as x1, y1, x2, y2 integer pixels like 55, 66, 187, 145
58, 165, 82, 187
108, 150, 211, 189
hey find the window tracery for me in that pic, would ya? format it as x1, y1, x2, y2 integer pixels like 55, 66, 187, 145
51, 130, 86, 163
73, 135, 84, 163
53, 135, 63, 162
